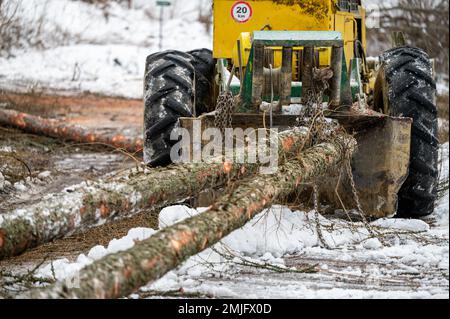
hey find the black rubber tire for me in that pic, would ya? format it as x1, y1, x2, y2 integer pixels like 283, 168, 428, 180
143, 49, 215, 167
374, 46, 439, 218
143, 50, 196, 167
187, 48, 215, 113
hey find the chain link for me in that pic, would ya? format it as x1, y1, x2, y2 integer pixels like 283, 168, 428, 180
313, 184, 332, 249
214, 91, 235, 137
345, 159, 377, 236
305, 66, 375, 235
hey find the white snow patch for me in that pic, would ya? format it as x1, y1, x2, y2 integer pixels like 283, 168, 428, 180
38, 258, 87, 282
158, 205, 200, 229
38, 227, 156, 280
87, 245, 108, 260
435, 143, 449, 226
362, 238, 383, 250
0, 146, 13, 153
37, 171, 52, 179
372, 219, 430, 232
13, 182, 27, 192
0, 172, 5, 190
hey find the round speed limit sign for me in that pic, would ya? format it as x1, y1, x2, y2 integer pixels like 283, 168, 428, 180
231, 2, 253, 23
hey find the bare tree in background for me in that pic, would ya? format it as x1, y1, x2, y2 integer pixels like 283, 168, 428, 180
197, 0, 212, 33
0, 0, 20, 55
367, 0, 449, 76
0, 0, 50, 56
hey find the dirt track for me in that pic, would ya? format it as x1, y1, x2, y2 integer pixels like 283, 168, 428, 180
0, 92, 143, 137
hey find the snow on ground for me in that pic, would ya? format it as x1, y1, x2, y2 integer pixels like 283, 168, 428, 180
36, 139, 449, 299
0, 45, 149, 98
0, 0, 212, 98
36, 200, 449, 298
0, 172, 5, 191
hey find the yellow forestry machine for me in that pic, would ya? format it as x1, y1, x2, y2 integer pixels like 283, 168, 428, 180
142, 0, 439, 219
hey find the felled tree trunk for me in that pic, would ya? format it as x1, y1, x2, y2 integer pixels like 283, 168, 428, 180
28, 133, 355, 299
0, 128, 310, 260
0, 108, 143, 153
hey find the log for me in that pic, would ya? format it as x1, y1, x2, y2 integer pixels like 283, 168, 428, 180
0, 108, 143, 154
28, 133, 355, 299
0, 128, 310, 260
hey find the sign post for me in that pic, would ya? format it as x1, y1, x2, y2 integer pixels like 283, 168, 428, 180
156, 0, 172, 50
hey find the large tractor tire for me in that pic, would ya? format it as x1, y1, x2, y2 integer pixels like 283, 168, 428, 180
374, 46, 439, 218
143, 49, 214, 167
187, 49, 215, 112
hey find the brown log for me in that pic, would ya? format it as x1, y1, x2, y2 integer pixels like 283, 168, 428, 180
0, 108, 143, 154
0, 128, 310, 260
28, 133, 355, 299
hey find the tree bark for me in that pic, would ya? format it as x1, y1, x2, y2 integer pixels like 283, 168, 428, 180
28, 133, 355, 299
0, 128, 310, 260
0, 108, 144, 154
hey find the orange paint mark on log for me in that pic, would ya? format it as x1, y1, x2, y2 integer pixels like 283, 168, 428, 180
282, 137, 295, 152
247, 202, 263, 219
223, 161, 232, 174
13, 114, 26, 128
99, 204, 110, 218
201, 237, 208, 250
86, 134, 96, 143
0, 230, 5, 248
123, 266, 133, 279
135, 139, 143, 148
80, 206, 86, 217
112, 135, 126, 146
171, 231, 195, 253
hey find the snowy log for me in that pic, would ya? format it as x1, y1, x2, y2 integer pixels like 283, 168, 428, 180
28, 133, 355, 299
0, 108, 144, 153
0, 128, 310, 260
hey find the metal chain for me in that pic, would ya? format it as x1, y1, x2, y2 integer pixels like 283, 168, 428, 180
214, 91, 235, 137
313, 184, 332, 249
345, 153, 377, 237
301, 68, 330, 147
346, 160, 364, 218
305, 65, 376, 239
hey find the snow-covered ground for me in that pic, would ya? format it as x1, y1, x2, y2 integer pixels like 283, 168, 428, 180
33, 143, 449, 299
0, 0, 212, 98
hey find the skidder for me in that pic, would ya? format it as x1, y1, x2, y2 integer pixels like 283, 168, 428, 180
144, 0, 439, 218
